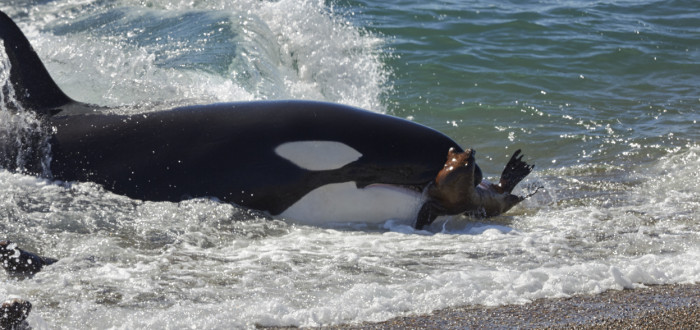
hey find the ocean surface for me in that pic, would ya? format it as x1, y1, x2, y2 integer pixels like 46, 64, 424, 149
1, 0, 698, 328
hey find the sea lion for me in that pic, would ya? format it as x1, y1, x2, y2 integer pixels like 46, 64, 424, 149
416, 148, 534, 229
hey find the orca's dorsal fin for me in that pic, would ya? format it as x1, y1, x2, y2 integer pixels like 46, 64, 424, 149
1, 10, 74, 115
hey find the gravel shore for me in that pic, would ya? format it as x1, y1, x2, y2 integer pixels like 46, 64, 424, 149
312, 283, 699, 329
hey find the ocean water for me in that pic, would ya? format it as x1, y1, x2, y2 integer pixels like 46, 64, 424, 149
1, 0, 698, 328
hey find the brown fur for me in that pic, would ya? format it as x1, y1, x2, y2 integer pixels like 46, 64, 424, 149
428, 148, 479, 214
416, 148, 533, 229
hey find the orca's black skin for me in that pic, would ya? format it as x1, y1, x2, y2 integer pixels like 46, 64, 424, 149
50, 101, 471, 215
1, 10, 484, 218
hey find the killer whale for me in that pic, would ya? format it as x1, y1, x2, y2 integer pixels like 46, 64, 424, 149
0, 10, 533, 229
49, 101, 470, 217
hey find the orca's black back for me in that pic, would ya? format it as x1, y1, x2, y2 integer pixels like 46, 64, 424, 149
49, 101, 463, 214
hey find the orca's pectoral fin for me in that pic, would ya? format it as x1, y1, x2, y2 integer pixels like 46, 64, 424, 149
498, 149, 535, 194
0, 10, 74, 114
415, 202, 441, 230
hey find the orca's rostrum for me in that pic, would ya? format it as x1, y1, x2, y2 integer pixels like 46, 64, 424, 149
0, 10, 534, 229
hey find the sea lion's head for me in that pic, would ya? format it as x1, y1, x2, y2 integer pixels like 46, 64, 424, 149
428, 148, 480, 214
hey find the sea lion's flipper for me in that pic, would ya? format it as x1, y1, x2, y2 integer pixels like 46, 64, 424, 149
1, 298, 31, 329
498, 149, 534, 194
0, 240, 57, 278
415, 202, 441, 230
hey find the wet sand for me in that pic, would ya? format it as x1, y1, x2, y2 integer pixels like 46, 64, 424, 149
316, 283, 699, 329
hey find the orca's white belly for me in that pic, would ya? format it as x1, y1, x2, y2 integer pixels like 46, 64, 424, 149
279, 182, 424, 226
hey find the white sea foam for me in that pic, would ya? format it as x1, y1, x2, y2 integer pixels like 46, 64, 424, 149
0, 146, 698, 328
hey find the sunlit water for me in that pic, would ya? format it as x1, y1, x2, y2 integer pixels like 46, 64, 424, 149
1, 0, 698, 328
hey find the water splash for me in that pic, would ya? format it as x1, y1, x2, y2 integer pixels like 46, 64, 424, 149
19, 0, 391, 111
0, 45, 52, 176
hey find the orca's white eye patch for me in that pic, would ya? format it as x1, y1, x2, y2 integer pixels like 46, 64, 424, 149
275, 141, 362, 171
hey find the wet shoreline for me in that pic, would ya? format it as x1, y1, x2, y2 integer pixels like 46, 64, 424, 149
317, 283, 699, 329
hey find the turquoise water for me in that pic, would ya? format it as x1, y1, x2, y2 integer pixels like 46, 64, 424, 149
365, 0, 699, 168
1, 0, 699, 328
